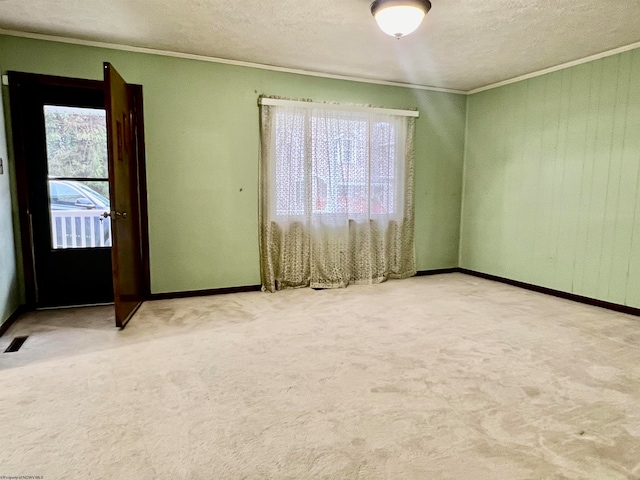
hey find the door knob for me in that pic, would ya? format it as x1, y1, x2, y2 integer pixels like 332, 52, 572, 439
100, 211, 126, 220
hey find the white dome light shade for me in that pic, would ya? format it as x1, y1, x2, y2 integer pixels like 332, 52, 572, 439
370, 0, 431, 38
374, 6, 425, 37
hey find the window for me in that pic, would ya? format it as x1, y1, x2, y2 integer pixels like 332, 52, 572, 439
273, 109, 403, 219
259, 98, 417, 292
44, 105, 111, 248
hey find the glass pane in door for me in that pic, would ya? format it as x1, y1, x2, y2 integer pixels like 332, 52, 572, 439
44, 105, 111, 249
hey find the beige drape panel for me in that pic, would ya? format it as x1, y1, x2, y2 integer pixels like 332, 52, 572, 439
259, 102, 416, 292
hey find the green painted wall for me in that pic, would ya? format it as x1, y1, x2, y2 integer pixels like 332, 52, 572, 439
0, 58, 20, 326
0, 35, 466, 295
461, 49, 640, 308
1, 35, 637, 313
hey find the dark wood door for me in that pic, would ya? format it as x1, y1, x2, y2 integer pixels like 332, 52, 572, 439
8, 73, 114, 308
104, 63, 147, 328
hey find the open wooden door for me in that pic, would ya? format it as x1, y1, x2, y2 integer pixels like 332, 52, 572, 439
104, 63, 148, 328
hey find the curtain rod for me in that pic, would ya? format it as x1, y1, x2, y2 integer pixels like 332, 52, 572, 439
259, 97, 419, 118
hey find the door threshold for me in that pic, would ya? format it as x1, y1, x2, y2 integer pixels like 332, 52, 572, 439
36, 302, 114, 311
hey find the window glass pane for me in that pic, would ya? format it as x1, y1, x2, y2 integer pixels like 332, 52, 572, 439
48, 180, 112, 249
274, 109, 401, 219
43, 104, 112, 250
370, 121, 396, 215
275, 111, 306, 216
311, 114, 369, 216
44, 105, 108, 179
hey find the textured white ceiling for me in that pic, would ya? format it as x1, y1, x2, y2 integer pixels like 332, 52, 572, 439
0, 0, 639, 92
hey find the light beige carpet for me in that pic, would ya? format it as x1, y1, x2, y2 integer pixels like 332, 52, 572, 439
1, 273, 639, 479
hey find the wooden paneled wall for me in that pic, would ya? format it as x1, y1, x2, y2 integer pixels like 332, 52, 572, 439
461, 49, 640, 308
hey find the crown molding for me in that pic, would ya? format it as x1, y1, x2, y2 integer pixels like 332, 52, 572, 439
2, 29, 639, 96
468, 41, 640, 95
0, 28, 465, 95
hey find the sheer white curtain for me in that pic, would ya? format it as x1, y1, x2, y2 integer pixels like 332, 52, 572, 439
259, 99, 416, 292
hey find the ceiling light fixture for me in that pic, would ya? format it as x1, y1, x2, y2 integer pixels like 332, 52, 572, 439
370, 0, 431, 39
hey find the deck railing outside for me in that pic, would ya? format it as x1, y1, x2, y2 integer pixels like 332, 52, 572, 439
50, 210, 112, 249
